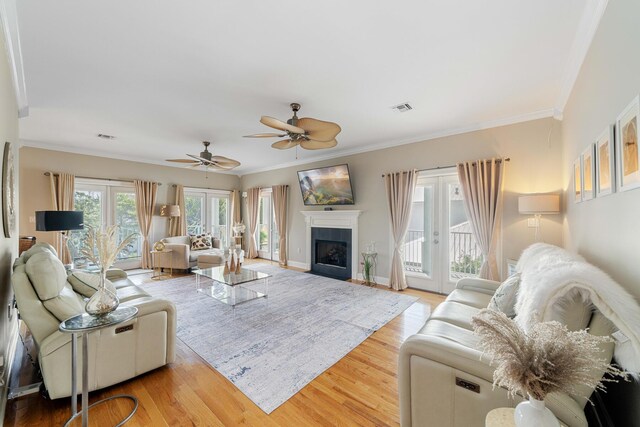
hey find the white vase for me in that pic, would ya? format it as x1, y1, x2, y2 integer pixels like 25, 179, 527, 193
514, 395, 560, 427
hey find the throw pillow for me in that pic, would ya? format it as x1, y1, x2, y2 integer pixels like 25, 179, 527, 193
190, 233, 212, 250
67, 271, 117, 298
488, 273, 521, 318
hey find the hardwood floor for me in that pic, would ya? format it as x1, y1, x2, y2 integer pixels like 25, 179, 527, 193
4, 261, 445, 426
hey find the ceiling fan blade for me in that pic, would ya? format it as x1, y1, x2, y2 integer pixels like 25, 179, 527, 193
299, 139, 338, 150
243, 133, 287, 138
187, 153, 214, 163
166, 158, 199, 164
271, 139, 300, 150
185, 164, 202, 168
260, 116, 305, 134
298, 117, 341, 142
211, 156, 241, 168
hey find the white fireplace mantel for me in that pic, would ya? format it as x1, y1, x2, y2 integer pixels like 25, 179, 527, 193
301, 210, 362, 279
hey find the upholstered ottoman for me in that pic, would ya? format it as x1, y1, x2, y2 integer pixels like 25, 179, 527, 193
196, 250, 245, 269
197, 253, 224, 269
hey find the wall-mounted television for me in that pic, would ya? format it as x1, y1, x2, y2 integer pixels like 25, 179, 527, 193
297, 164, 355, 206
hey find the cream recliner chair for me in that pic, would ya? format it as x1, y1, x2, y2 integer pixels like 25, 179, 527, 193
12, 243, 177, 399
398, 270, 615, 426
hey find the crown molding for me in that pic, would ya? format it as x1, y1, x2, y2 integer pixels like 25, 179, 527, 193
238, 108, 556, 175
21, 108, 555, 177
0, 0, 28, 117
18, 139, 242, 177
554, 0, 608, 115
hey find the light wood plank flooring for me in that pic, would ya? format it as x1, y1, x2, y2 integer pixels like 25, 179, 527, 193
4, 260, 445, 426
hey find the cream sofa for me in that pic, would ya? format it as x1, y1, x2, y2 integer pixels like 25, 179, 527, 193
398, 253, 615, 427
159, 235, 243, 271
12, 243, 177, 399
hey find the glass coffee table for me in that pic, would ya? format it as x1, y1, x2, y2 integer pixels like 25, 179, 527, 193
194, 266, 270, 308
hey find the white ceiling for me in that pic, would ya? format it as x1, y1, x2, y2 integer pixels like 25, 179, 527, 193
15, 0, 604, 175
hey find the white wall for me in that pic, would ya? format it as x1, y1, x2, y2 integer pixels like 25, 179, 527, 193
561, 0, 640, 300
0, 25, 21, 419
241, 117, 564, 281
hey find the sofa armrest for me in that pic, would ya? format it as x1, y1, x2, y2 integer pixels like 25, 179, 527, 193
455, 277, 501, 295
162, 243, 190, 270
212, 238, 221, 249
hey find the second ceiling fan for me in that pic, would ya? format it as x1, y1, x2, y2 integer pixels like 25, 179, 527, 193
244, 103, 341, 150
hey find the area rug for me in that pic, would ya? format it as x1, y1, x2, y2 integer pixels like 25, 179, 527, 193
139, 264, 419, 413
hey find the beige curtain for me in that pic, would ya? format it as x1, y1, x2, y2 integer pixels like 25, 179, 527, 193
170, 184, 186, 237
457, 158, 505, 281
246, 188, 260, 258
49, 172, 75, 264
230, 190, 241, 226
272, 185, 288, 266
384, 170, 417, 291
134, 180, 158, 269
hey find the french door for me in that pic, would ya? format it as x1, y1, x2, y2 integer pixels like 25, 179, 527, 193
73, 181, 143, 270
184, 190, 231, 247
256, 189, 279, 261
403, 172, 480, 294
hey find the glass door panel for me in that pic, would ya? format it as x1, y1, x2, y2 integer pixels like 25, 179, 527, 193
185, 194, 205, 235
210, 196, 229, 247
112, 190, 142, 262
71, 188, 105, 263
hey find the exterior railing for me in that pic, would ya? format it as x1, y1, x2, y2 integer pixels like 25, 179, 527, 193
402, 229, 482, 278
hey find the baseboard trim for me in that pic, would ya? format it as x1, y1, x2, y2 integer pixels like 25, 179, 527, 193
355, 273, 390, 287
286, 261, 310, 270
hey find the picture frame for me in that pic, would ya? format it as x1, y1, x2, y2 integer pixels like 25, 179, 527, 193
581, 144, 595, 201
616, 95, 640, 192
595, 125, 615, 197
573, 157, 582, 203
2, 142, 15, 238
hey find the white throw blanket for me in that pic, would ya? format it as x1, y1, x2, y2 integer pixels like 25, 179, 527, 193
514, 243, 640, 373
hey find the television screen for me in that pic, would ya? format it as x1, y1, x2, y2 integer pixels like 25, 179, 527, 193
297, 164, 355, 206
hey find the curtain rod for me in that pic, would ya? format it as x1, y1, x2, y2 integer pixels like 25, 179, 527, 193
44, 172, 162, 185
381, 158, 510, 178
172, 184, 232, 191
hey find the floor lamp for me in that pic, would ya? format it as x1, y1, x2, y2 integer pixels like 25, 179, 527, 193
160, 205, 180, 235
518, 194, 560, 242
35, 210, 84, 267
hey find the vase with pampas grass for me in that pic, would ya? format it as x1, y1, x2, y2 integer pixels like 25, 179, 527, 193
81, 225, 138, 316
472, 309, 625, 427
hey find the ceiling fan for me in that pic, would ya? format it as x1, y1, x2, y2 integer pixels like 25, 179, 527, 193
244, 103, 341, 150
165, 141, 240, 170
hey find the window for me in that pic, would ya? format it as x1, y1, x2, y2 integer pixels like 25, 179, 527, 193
71, 179, 143, 269
255, 189, 279, 260
184, 188, 231, 247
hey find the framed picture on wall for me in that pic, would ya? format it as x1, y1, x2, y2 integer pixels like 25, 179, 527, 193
616, 95, 640, 192
2, 142, 15, 238
581, 145, 595, 201
596, 125, 615, 197
573, 157, 582, 203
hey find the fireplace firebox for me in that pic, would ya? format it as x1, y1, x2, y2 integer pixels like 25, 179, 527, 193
310, 227, 352, 280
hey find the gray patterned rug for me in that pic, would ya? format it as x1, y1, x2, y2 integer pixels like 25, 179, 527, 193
139, 264, 419, 413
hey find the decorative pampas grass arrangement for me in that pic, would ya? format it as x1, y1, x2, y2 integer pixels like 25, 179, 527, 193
472, 309, 624, 401
81, 225, 138, 316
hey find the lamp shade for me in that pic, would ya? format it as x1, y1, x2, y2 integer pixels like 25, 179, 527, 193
518, 194, 560, 215
36, 211, 84, 231
160, 204, 180, 217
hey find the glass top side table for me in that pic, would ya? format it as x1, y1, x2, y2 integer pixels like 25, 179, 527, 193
59, 306, 139, 427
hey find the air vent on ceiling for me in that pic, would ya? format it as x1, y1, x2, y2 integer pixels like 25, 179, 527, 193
97, 133, 116, 140
391, 102, 413, 113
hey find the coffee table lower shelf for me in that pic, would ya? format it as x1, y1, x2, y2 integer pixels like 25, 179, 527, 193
197, 281, 267, 307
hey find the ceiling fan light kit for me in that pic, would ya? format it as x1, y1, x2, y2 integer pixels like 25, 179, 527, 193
245, 103, 341, 151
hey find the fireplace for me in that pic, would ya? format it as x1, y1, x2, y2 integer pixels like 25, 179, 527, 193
310, 227, 352, 280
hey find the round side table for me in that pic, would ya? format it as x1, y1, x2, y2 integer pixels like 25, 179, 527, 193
59, 306, 139, 427
151, 249, 173, 280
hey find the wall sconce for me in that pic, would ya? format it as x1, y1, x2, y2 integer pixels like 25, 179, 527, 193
518, 194, 560, 242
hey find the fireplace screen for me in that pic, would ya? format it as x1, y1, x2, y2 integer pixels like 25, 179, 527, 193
315, 240, 348, 269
